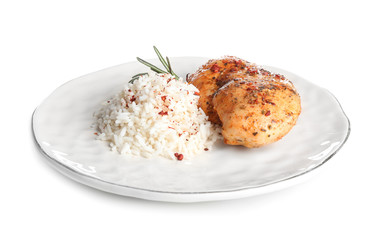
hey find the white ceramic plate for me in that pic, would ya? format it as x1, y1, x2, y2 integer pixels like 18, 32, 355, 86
32, 57, 350, 202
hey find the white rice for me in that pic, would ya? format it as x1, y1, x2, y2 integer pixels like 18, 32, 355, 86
94, 72, 220, 160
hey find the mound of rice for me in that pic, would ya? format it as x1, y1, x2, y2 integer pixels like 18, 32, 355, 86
94, 72, 220, 160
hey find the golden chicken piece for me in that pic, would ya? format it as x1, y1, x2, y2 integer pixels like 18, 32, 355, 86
188, 56, 301, 148
187, 56, 258, 124
213, 78, 301, 148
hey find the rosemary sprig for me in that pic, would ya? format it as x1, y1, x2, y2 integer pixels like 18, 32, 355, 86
136, 57, 168, 74
166, 57, 173, 74
129, 46, 179, 83
153, 46, 177, 77
132, 72, 149, 78
153, 46, 170, 71
129, 72, 148, 84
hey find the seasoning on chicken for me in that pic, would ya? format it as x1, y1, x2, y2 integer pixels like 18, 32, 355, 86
213, 78, 301, 148
188, 56, 301, 148
187, 56, 258, 124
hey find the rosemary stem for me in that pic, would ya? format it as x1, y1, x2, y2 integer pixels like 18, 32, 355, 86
166, 57, 178, 78
130, 46, 180, 84
153, 46, 171, 72
136, 57, 168, 74
132, 72, 148, 78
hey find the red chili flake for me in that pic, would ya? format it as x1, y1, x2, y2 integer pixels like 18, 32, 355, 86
94, 132, 98, 136
159, 111, 168, 116
204, 148, 209, 151
265, 110, 271, 116
265, 100, 276, 105
252, 99, 259, 104
130, 95, 136, 102
210, 64, 221, 73
168, 126, 175, 130
274, 74, 282, 80
174, 153, 184, 160
125, 103, 129, 108
107, 100, 110, 103
247, 69, 258, 76
260, 69, 270, 76
178, 133, 182, 137
161, 96, 167, 101
128, 89, 131, 92
234, 59, 243, 66
194, 92, 200, 96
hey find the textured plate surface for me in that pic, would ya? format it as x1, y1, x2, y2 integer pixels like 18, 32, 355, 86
32, 57, 350, 202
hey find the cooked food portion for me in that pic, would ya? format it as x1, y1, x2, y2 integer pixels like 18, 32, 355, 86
95, 46, 301, 160
95, 47, 223, 161
213, 79, 301, 148
187, 56, 258, 124
188, 56, 301, 148
95, 73, 220, 160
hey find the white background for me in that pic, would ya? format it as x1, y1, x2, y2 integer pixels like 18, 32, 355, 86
1, 0, 374, 239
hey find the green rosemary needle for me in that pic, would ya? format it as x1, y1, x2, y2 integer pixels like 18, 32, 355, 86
129, 46, 179, 84
153, 46, 177, 77
129, 72, 148, 84
136, 57, 168, 74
